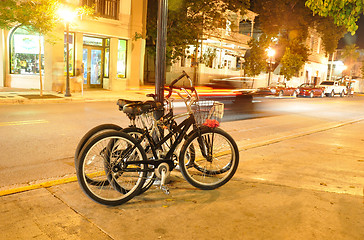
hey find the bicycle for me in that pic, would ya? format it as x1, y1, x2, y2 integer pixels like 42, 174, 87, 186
76, 71, 239, 206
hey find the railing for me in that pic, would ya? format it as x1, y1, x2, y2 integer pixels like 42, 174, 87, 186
82, 0, 119, 20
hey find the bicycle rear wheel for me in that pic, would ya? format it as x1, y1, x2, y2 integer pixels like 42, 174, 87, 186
122, 127, 156, 195
77, 131, 147, 206
75, 124, 123, 186
179, 127, 239, 190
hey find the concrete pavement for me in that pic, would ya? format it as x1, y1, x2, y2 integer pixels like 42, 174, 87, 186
1, 88, 364, 239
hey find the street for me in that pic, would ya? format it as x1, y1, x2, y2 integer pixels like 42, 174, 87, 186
0, 95, 364, 239
0, 96, 364, 191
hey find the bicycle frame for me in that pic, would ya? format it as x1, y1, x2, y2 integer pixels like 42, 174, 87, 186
119, 112, 197, 171
114, 71, 213, 173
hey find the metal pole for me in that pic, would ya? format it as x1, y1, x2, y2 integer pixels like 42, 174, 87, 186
267, 58, 271, 86
155, 0, 168, 119
65, 23, 71, 97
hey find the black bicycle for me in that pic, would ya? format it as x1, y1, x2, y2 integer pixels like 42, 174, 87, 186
76, 71, 239, 206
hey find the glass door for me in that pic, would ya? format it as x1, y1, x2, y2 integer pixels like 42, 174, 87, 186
82, 46, 104, 88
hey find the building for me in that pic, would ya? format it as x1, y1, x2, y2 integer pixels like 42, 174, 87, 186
144, 9, 257, 87
268, 28, 329, 88
0, 0, 148, 92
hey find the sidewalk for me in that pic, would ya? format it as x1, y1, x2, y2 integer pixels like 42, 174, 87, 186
1, 117, 364, 239
0, 87, 155, 104
0, 86, 239, 104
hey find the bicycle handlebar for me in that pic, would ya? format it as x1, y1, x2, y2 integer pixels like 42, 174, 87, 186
165, 71, 198, 100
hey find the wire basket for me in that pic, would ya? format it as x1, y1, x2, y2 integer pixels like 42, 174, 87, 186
193, 100, 224, 126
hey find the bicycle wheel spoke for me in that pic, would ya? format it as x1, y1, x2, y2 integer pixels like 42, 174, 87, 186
77, 131, 147, 206
179, 128, 239, 190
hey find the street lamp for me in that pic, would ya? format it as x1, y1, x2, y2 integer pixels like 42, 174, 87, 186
266, 47, 275, 86
57, 7, 76, 97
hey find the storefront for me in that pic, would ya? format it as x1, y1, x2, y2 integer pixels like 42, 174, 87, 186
1, 0, 147, 92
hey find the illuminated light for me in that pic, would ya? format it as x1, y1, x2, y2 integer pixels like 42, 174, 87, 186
57, 7, 77, 23
266, 47, 276, 57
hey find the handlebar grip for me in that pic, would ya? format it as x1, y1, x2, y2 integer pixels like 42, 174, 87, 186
169, 71, 187, 87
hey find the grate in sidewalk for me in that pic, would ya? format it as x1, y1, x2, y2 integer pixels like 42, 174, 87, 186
19, 94, 63, 99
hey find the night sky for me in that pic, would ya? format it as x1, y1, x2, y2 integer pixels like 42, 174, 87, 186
338, 15, 364, 49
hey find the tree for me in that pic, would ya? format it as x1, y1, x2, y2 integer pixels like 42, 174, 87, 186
280, 41, 309, 80
0, 0, 61, 95
146, 0, 250, 63
342, 44, 359, 78
305, 0, 363, 34
243, 34, 271, 77
314, 16, 346, 55
252, 0, 346, 55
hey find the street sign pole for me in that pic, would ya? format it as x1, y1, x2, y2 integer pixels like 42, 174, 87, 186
155, 0, 168, 119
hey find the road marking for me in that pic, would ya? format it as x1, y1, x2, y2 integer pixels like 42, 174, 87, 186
0, 119, 48, 126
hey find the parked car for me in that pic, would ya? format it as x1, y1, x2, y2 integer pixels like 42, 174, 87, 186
255, 83, 298, 97
297, 83, 325, 98
319, 80, 347, 97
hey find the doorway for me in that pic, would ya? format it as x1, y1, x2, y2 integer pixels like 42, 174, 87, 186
83, 46, 104, 88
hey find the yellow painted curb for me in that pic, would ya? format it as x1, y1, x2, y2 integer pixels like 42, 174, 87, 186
0, 176, 78, 197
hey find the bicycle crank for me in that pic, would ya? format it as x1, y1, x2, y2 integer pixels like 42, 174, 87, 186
155, 162, 170, 195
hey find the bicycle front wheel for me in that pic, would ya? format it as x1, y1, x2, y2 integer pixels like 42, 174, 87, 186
77, 131, 147, 206
179, 127, 239, 190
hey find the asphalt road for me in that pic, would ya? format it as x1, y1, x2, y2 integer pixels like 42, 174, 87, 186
0, 95, 364, 192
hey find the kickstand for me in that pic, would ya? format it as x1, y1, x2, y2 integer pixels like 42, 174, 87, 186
160, 168, 170, 195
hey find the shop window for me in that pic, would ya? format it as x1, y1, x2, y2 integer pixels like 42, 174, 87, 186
10, 26, 44, 75
117, 39, 127, 78
63, 32, 75, 76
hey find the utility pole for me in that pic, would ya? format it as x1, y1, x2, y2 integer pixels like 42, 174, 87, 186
155, 0, 168, 119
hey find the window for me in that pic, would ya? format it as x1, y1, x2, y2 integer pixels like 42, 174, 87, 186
317, 38, 321, 54
310, 36, 315, 51
10, 26, 44, 75
117, 39, 127, 78
82, 0, 119, 20
63, 32, 75, 76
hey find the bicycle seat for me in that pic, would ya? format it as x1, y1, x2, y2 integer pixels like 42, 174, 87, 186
123, 101, 162, 115
117, 99, 142, 111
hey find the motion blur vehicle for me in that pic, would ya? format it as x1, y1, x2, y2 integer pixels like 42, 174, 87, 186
205, 77, 255, 89
297, 83, 325, 98
255, 82, 298, 97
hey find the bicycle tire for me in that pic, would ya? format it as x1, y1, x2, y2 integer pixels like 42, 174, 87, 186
122, 127, 156, 195
74, 123, 122, 167
75, 124, 123, 186
77, 130, 147, 206
179, 127, 239, 190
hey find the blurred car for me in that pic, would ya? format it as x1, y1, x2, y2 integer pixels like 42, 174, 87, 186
297, 83, 325, 98
205, 77, 255, 89
255, 83, 298, 97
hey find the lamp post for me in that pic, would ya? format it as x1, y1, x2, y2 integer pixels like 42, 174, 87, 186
266, 47, 275, 86
58, 7, 76, 97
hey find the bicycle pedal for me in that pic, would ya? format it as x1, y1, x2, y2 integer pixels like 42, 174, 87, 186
160, 185, 170, 195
